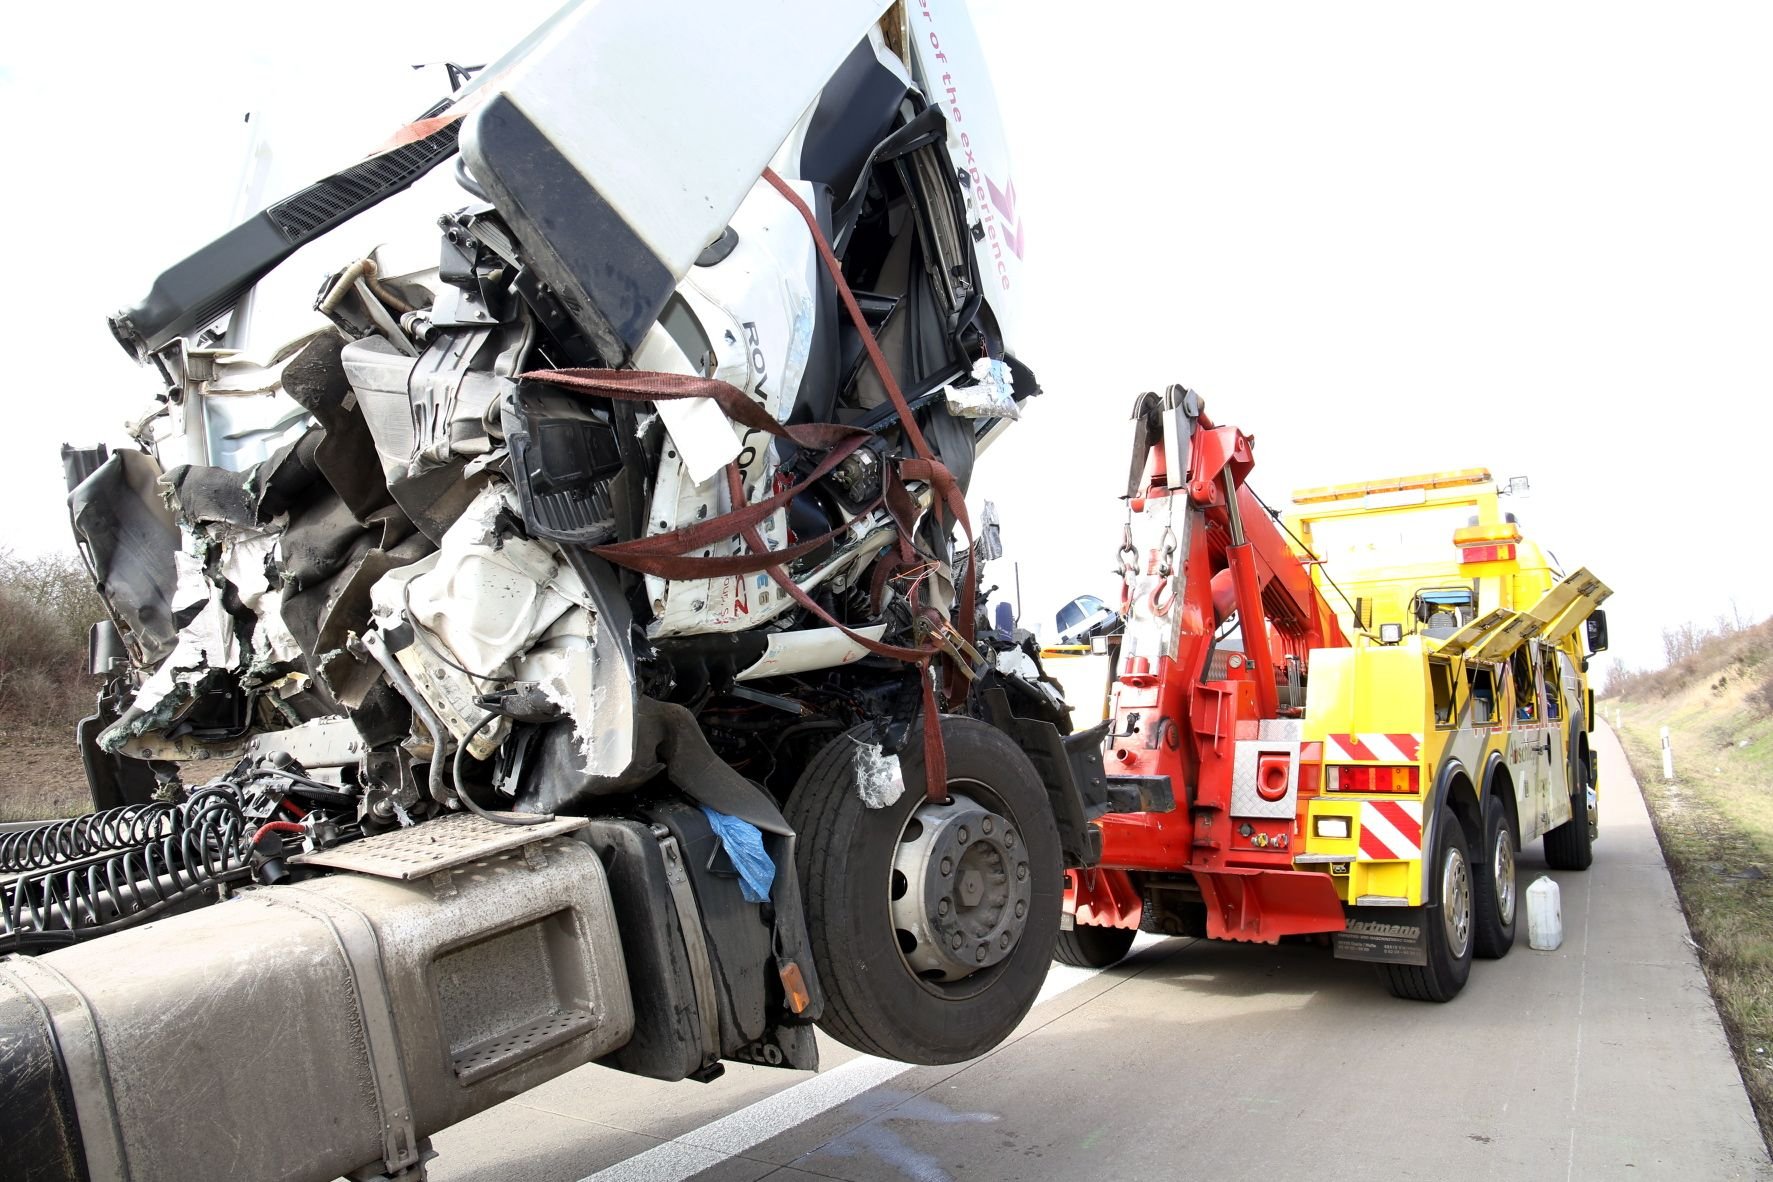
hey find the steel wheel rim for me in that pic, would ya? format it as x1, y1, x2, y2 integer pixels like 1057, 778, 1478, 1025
887, 780, 1034, 999
1494, 827, 1516, 927
1443, 845, 1472, 959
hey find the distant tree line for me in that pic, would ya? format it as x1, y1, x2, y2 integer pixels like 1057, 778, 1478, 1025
1602, 607, 1773, 713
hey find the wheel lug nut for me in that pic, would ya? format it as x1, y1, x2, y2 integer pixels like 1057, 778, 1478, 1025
951, 932, 964, 949
982, 817, 994, 835
940, 857, 953, 876
938, 898, 951, 916
1016, 863, 1027, 881
1004, 832, 1015, 848
1015, 900, 1026, 918
957, 827, 969, 844
1000, 932, 1011, 949
976, 943, 988, 962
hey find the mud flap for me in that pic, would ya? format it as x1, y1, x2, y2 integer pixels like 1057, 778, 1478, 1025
1333, 905, 1430, 966
638, 801, 820, 1074
983, 687, 1111, 867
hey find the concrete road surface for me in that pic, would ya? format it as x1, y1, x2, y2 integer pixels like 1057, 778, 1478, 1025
427, 725, 1772, 1181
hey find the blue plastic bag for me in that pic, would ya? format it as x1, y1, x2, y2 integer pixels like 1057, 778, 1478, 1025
699, 807, 776, 904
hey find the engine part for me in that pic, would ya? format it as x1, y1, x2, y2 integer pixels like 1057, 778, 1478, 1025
0, 828, 632, 1182
502, 383, 624, 545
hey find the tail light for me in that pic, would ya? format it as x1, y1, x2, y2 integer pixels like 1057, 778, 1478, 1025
1298, 761, 1322, 795
1335, 765, 1420, 794
1460, 543, 1515, 564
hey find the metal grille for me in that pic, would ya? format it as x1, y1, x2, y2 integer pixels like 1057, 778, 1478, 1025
452, 1009, 595, 1085
291, 812, 587, 880
268, 123, 461, 242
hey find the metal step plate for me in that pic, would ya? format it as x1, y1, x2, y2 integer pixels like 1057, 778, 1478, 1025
292, 812, 588, 880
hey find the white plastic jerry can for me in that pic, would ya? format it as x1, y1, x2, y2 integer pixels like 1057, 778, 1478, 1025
1527, 876, 1563, 950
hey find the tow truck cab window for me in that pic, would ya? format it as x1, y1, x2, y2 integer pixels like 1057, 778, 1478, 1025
1510, 648, 1537, 722
1430, 657, 1458, 727
1541, 645, 1563, 720
1416, 587, 1475, 637
1468, 664, 1497, 725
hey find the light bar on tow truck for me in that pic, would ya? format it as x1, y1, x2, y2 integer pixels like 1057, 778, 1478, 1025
1293, 467, 1493, 505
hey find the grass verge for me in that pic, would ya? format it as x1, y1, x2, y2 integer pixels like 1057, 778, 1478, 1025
0, 723, 95, 823
1611, 678, 1773, 1155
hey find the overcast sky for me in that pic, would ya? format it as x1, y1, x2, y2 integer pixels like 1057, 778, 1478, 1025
4, 2, 1768, 674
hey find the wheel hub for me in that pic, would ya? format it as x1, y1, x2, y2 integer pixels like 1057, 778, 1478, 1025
890, 791, 1033, 982
1443, 845, 1472, 959
1495, 835, 1516, 926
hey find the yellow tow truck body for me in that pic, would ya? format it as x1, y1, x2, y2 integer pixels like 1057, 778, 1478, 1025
1283, 468, 1611, 965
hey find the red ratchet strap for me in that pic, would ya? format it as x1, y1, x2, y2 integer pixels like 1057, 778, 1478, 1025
519, 167, 979, 801
758, 169, 979, 666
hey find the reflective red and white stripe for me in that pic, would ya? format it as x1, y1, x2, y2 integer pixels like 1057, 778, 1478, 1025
1325, 733, 1421, 763
1358, 800, 1424, 861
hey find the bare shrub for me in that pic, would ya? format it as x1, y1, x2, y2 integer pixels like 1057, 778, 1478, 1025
0, 549, 104, 729
1619, 615, 1773, 704
1751, 674, 1773, 717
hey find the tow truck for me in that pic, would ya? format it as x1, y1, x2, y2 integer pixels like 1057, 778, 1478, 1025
1059, 386, 1611, 1002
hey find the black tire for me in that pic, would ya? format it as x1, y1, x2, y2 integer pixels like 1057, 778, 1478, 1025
1544, 734, 1595, 871
1381, 806, 1474, 1002
1472, 794, 1518, 959
1053, 923, 1136, 969
784, 716, 1063, 1064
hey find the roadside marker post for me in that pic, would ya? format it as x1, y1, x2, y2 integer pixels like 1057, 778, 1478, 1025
1661, 726, 1675, 781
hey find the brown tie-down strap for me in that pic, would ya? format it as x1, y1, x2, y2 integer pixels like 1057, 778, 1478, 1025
517, 167, 982, 800
514, 368, 873, 575
521, 367, 957, 799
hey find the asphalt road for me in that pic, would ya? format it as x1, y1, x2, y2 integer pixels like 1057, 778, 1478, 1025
428, 725, 1773, 1182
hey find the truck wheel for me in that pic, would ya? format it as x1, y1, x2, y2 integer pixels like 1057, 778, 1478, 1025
1053, 923, 1135, 968
1544, 734, 1594, 871
1381, 806, 1474, 1002
785, 717, 1063, 1064
1472, 795, 1517, 959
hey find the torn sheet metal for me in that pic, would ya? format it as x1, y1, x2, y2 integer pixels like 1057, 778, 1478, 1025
852, 738, 906, 810
70, 0, 1040, 923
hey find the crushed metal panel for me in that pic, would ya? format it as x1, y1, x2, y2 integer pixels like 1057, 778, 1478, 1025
461, 0, 892, 361
66, 450, 182, 667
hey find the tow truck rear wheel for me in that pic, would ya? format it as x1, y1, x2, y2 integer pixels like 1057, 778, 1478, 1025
1381, 806, 1474, 1002
785, 716, 1063, 1065
1472, 794, 1517, 958
1544, 734, 1595, 870
1053, 922, 1136, 968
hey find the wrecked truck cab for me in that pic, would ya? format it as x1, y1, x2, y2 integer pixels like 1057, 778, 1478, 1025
7, 6, 1118, 1179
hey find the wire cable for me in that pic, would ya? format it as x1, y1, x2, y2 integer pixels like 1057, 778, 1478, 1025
452, 711, 554, 826
1247, 484, 1377, 640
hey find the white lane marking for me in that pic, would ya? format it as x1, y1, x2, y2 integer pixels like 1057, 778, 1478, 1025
579, 963, 1102, 1182
1564, 865, 1596, 1181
